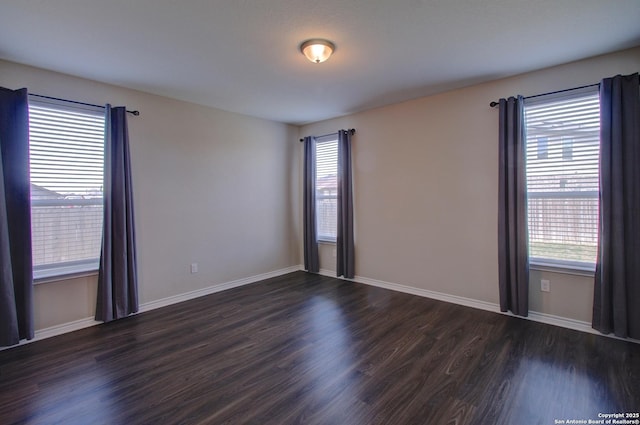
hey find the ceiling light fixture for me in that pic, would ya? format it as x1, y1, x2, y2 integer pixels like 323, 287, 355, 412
300, 39, 335, 64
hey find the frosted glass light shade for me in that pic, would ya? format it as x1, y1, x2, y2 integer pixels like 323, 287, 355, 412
300, 39, 335, 63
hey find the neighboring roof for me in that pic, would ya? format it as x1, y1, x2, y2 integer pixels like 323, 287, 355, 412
317, 175, 337, 191
30, 184, 62, 198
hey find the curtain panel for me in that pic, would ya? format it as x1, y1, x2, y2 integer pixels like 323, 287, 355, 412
0, 87, 34, 346
336, 130, 355, 279
593, 73, 640, 339
303, 136, 319, 273
96, 105, 139, 322
497, 96, 529, 317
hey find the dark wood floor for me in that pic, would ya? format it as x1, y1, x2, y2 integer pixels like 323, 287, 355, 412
1, 272, 638, 425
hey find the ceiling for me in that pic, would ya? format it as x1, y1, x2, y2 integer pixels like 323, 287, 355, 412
1, 1, 639, 125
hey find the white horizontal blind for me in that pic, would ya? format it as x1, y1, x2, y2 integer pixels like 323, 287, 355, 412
315, 135, 338, 242
28, 99, 105, 278
524, 87, 600, 268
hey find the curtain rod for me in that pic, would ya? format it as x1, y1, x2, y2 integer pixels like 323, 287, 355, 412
489, 74, 640, 107
28, 93, 140, 116
489, 83, 600, 108
299, 128, 355, 142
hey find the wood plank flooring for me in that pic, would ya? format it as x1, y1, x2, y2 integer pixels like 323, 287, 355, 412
1, 271, 638, 425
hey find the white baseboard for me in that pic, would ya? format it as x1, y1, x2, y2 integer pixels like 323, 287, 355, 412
317, 267, 499, 314
34, 317, 101, 341
9, 264, 635, 351
350, 272, 499, 313
313, 266, 638, 343
2, 265, 301, 351
138, 265, 301, 313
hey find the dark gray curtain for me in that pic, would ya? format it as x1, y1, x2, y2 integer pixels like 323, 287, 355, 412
96, 106, 139, 322
0, 87, 34, 346
498, 96, 529, 317
303, 136, 319, 273
336, 130, 355, 278
593, 73, 640, 339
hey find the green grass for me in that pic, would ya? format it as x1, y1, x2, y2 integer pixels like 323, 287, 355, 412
529, 241, 596, 263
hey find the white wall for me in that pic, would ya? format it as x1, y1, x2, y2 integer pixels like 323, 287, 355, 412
2, 46, 638, 334
0, 60, 301, 331
299, 46, 640, 323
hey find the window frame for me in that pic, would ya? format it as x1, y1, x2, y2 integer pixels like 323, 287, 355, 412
523, 86, 600, 272
28, 97, 106, 281
314, 134, 338, 243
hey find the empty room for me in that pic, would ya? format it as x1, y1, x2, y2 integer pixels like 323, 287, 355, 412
1, 1, 639, 424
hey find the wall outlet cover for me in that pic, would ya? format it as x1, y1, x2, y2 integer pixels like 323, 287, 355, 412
541, 279, 550, 292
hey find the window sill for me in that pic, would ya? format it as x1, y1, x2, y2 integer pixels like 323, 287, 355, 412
530, 261, 595, 278
318, 239, 336, 245
34, 263, 99, 285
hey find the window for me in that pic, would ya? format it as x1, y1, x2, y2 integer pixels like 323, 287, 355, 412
562, 138, 573, 161
29, 98, 105, 279
524, 87, 600, 269
537, 137, 549, 159
315, 134, 338, 242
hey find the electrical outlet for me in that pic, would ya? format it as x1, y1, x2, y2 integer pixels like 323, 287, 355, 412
190, 263, 198, 274
541, 279, 550, 292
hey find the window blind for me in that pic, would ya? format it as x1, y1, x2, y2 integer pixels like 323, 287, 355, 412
524, 87, 600, 268
315, 135, 338, 242
28, 99, 105, 278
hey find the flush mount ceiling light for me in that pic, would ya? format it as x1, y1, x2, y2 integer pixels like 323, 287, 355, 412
300, 39, 335, 64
